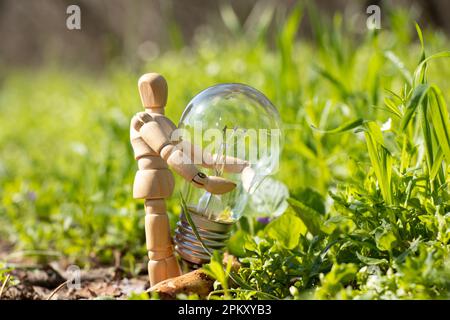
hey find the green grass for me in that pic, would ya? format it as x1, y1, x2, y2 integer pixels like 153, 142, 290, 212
0, 5, 450, 299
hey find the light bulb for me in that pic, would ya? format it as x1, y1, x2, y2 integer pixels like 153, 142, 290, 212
248, 177, 289, 218
174, 83, 282, 266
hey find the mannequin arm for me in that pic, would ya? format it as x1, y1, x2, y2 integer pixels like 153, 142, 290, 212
132, 112, 236, 195
176, 140, 248, 174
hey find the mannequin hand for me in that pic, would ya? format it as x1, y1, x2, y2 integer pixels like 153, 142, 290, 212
192, 172, 236, 194
132, 112, 153, 131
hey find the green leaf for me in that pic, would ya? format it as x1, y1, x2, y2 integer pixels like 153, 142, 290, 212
413, 51, 450, 86
427, 85, 450, 163
287, 197, 323, 236
362, 121, 394, 204
415, 23, 424, 51
311, 118, 365, 134
384, 97, 402, 118
400, 83, 429, 131
430, 147, 444, 181
203, 251, 230, 293
321, 216, 356, 235
291, 187, 326, 215
265, 213, 305, 249
313, 66, 349, 98
401, 84, 450, 163
227, 230, 249, 257
315, 263, 358, 299
385, 51, 413, 86
219, 3, 241, 35
279, 4, 302, 48
375, 228, 397, 251
356, 252, 388, 266
180, 193, 212, 256
243, 1, 275, 40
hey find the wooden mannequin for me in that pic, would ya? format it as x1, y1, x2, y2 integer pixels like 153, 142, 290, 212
130, 73, 241, 286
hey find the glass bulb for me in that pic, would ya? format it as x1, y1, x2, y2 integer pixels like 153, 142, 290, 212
248, 177, 289, 218
174, 83, 282, 266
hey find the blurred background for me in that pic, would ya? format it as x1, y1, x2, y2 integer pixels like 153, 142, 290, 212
0, 0, 450, 68
0, 0, 449, 271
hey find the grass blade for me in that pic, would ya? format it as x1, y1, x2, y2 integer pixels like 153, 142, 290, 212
363, 122, 393, 205
400, 83, 428, 131
385, 51, 413, 86
413, 51, 450, 86
287, 197, 323, 236
179, 192, 212, 256
311, 118, 365, 134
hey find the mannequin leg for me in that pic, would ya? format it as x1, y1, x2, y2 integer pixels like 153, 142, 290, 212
145, 199, 181, 286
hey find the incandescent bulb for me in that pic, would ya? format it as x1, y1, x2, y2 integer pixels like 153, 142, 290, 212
174, 83, 282, 266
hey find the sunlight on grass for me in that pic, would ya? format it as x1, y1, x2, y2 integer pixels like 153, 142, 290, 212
0, 5, 449, 299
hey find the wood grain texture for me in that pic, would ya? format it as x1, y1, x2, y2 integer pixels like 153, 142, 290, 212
144, 199, 167, 214
138, 156, 168, 170
144, 213, 172, 251
148, 249, 173, 260
148, 269, 214, 299
130, 137, 159, 159
203, 176, 236, 194
166, 149, 199, 181
165, 256, 182, 279
147, 260, 168, 287
132, 169, 174, 199
138, 73, 168, 108
140, 121, 171, 154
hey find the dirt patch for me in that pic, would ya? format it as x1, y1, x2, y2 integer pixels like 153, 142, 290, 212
1, 263, 149, 300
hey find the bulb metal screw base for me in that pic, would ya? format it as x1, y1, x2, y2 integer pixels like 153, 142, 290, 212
174, 207, 234, 266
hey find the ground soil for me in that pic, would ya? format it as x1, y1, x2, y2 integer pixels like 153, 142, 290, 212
0, 241, 149, 300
